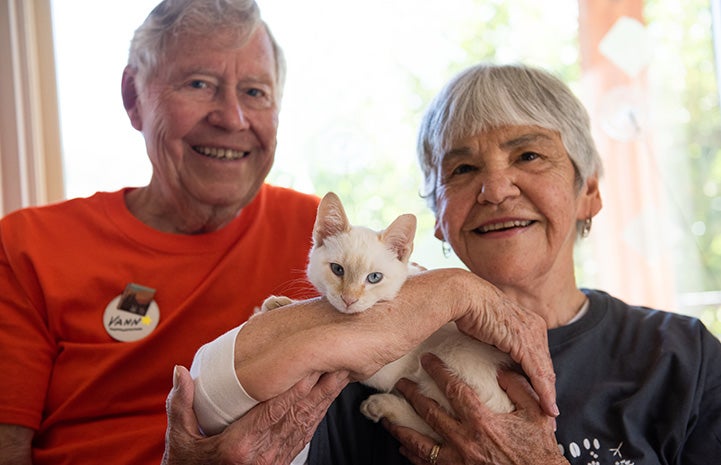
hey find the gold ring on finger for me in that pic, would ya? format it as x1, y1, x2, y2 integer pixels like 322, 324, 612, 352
428, 443, 441, 464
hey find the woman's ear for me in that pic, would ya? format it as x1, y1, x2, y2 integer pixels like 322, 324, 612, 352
579, 174, 603, 219
121, 66, 143, 131
433, 218, 444, 241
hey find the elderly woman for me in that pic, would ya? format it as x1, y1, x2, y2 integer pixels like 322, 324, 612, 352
170, 63, 721, 465
315, 64, 721, 464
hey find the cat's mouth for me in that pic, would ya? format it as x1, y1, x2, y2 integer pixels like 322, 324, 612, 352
193, 145, 250, 161
474, 220, 534, 234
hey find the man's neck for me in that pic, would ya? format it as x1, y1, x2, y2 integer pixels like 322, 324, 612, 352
124, 186, 241, 234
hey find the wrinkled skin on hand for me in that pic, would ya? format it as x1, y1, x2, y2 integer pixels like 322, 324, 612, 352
162, 366, 349, 465
233, 270, 558, 420
452, 281, 558, 418
384, 353, 568, 465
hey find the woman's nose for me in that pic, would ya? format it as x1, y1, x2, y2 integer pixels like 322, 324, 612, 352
476, 171, 520, 205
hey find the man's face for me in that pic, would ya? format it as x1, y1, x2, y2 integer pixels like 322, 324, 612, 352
129, 26, 279, 213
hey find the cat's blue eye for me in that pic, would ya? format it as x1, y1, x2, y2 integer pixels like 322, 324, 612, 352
366, 272, 383, 284
330, 263, 344, 277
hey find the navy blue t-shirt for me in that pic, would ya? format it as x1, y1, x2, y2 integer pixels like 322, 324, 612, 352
309, 289, 721, 465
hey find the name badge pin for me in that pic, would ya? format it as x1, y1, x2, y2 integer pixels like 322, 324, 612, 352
103, 283, 160, 342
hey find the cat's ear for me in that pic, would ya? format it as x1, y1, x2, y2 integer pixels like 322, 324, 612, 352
381, 214, 416, 263
313, 192, 351, 246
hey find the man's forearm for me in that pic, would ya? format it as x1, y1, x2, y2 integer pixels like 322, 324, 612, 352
232, 269, 472, 401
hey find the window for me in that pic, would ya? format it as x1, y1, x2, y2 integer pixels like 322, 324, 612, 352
49, 0, 721, 335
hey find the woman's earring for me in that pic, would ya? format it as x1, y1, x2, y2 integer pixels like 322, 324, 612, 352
442, 241, 452, 258
581, 217, 592, 238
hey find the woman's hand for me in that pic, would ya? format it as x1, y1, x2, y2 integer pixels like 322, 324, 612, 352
450, 273, 558, 417
162, 366, 348, 465
383, 353, 568, 465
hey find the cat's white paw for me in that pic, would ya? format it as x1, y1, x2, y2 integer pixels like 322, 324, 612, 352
260, 295, 294, 313
360, 393, 394, 423
360, 393, 441, 440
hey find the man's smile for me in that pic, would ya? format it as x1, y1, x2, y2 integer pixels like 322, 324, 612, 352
193, 145, 250, 160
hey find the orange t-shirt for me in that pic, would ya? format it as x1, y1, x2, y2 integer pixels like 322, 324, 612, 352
0, 184, 319, 464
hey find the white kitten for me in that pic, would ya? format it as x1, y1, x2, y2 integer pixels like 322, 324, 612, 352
261, 192, 514, 440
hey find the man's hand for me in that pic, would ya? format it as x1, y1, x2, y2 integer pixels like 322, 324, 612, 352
162, 366, 348, 465
384, 353, 567, 465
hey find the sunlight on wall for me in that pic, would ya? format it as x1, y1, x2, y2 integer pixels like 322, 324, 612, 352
50, 0, 576, 271
51, 1, 153, 195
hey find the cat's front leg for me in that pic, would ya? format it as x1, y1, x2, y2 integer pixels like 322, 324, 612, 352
259, 295, 295, 313
360, 393, 441, 441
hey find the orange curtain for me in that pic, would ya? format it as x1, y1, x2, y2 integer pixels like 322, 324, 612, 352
578, 0, 677, 309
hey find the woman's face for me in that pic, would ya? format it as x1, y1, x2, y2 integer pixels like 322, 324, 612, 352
433, 125, 601, 291
125, 26, 279, 212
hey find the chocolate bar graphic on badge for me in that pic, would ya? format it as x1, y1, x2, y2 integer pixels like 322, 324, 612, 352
117, 283, 156, 316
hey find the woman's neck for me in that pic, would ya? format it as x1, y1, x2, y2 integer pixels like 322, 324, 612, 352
500, 284, 587, 330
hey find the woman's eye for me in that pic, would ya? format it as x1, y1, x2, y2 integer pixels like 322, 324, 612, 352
451, 164, 475, 176
519, 151, 540, 162
330, 263, 344, 277
366, 272, 383, 284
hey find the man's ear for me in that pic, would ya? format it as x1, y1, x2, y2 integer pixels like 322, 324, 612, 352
579, 174, 603, 219
121, 66, 143, 131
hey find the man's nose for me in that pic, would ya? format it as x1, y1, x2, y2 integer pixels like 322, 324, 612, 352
207, 92, 250, 131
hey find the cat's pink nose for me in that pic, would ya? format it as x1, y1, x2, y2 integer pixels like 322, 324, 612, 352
342, 296, 358, 308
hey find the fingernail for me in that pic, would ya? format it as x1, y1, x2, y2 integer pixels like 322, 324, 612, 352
173, 365, 180, 389
552, 403, 560, 417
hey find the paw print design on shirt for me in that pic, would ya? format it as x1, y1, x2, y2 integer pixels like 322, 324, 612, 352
559, 438, 635, 465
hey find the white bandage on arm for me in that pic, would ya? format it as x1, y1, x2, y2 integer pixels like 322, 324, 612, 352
190, 323, 313, 464
190, 324, 259, 435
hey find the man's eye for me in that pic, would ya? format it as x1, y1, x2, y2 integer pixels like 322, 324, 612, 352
246, 88, 266, 98
189, 80, 209, 90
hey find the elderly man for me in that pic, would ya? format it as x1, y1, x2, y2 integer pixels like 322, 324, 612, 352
0, 1, 323, 463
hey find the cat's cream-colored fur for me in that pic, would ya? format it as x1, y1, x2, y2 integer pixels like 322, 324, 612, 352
262, 192, 513, 440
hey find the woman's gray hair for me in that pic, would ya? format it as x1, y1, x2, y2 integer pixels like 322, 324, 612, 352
127, 0, 286, 97
418, 63, 603, 214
